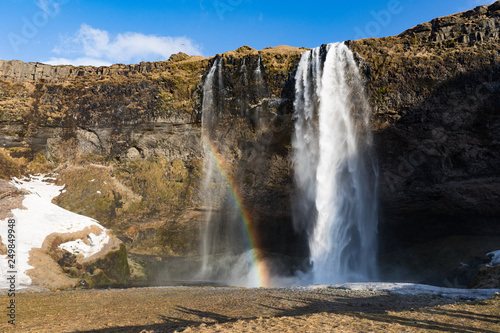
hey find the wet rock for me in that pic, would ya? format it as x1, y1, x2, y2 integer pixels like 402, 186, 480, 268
469, 265, 500, 289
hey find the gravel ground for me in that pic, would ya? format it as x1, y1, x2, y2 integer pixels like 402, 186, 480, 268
0, 286, 498, 332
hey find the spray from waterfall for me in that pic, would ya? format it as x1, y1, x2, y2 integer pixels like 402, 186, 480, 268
292, 42, 378, 284
199, 57, 270, 287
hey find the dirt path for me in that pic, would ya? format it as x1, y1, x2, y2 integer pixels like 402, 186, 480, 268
0, 287, 498, 332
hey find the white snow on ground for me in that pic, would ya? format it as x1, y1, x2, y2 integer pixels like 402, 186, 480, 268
59, 232, 109, 258
302, 282, 499, 300
487, 250, 500, 266
0, 174, 109, 286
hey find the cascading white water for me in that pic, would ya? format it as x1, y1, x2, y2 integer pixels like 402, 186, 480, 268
292, 42, 378, 284
199, 58, 260, 287
241, 57, 248, 85
254, 55, 262, 82
200, 59, 219, 276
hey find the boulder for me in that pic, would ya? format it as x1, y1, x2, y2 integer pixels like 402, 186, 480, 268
28, 226, 130, 290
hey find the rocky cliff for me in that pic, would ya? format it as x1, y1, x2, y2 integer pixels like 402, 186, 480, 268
350, 2, 500, 285
0, 3, 499, 287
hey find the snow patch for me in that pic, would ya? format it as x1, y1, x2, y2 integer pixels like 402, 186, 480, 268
59, 232, 109, 258
301, 282, 499, 300
0, 174, 109, 287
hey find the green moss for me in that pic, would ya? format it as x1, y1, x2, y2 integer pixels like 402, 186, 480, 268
0, 149, 23, 179
128, 257, 148, 280
83, 243, 130, 288
376, 86, 392, 95
116, 157, 202, 214
55, 165, 124, 226
374, 86, 392, 102
0, 148, 53, 179
27, 153, 53, 174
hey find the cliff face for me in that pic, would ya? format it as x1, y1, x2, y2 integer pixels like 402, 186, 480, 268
0, 3, 499, 286
0, 45, 307, 281
0, 53, 212, 272
350, 2, 500, 284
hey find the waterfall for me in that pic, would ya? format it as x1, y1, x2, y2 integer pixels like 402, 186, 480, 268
200, 59, 218, 276
199, 58, 261, 287
292, 43, 378, 284
241, 57, 248, 86
254, 55, 263, 82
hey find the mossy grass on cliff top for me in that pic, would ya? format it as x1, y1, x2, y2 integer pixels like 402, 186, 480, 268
217, 45, 307, 68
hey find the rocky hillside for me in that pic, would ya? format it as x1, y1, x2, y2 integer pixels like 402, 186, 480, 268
0, 2, 499, 287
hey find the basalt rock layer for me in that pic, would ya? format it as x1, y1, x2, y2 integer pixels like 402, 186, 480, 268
349, 2, 500, 285
0, 3, 499, 286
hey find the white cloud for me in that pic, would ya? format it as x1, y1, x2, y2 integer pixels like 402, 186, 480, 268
43, 57, 112, 67
43, 24, 203, 66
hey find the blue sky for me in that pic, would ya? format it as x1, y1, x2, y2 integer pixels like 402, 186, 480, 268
0, 0, 496, 66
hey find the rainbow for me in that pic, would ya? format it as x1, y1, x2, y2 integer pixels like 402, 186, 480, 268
204, 138, 271, 287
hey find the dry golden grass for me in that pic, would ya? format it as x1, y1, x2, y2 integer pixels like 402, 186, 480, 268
260, 45, 309, 55
0, 148, 53, 179
0, 287, 498, 332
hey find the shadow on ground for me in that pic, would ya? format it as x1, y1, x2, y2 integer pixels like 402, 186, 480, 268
76, 293, 500, 333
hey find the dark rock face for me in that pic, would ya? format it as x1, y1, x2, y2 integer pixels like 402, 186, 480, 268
470, 264, 500, 289
0, 4, 499, 286
402, 3, 500, 45
349, 2, 500, 285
